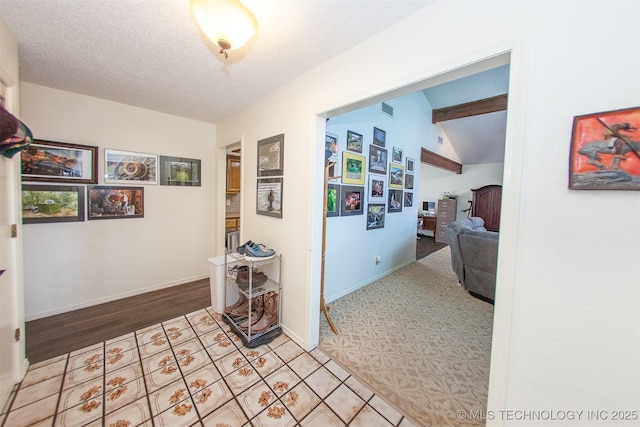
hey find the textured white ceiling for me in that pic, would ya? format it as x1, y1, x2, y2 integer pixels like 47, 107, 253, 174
0, 0, 435, 124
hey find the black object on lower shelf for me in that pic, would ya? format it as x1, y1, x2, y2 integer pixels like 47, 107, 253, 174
223, 314, 282, 348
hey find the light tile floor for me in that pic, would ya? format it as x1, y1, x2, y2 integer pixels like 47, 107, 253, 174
1, 307, 418, 427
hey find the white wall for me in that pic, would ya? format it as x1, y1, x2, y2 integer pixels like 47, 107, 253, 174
20, 83, 217, 320
419, 162, 504, 221
323, 92, 431, 302
217, 0, 640, 424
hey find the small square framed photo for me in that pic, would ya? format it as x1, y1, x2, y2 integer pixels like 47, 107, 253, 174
346, 130, 363, 153
388, 189, 403, 213
392, 146, 403, 163
325, 132, 338, 158
368, 174, 386, 202
326, 183, 340, 217
340, 185, 364, 216
389, 163, 404, 188
406, 157, 415, 173
256, 177, 283, 218
366, 203, 385, 230
405, 173, 414, 190
105, 149, 158, 184
373, 127, 386, 147
404, 192, 413, 207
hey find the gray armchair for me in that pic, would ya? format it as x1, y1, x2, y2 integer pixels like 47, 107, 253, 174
445, 217, 498, 303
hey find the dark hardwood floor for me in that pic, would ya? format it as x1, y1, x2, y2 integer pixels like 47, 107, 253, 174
25, 239, 445, 364
25, 279, 211, 364
416, 234, 448, 260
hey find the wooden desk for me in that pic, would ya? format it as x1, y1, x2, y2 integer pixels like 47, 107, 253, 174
420, 215, 437, 233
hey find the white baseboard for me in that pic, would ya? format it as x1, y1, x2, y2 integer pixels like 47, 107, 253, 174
25, 274, 209, 322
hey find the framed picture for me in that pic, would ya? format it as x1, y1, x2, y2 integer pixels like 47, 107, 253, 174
569, 106, 640, 190
368, 174, 386, 202
392, 146, 403, 163
21, 139, 98, 184
340, 185, 364, 216
406, 157, 415, 173
404, 192, 413, 207
366, 203, 385, 230
405, 173, 414, 190
389, 163, 404, 188
373, 127, 386, 147
388, 189, 403, 213
342, 152, 366, 185
105, 149, 158, 184
325, 133, 338, 157
368, 145, 388, 175
327, 157, 341, 179
256, 177, 283, 218
21, 184, 85, 224
346, 130, 363, 153
326, 183, 340, 217
87, 186, 144, 220
257, 134, 285, 177
159, 156, 201, 186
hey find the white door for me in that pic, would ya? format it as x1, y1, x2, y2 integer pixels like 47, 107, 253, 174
0, 154, 22, 408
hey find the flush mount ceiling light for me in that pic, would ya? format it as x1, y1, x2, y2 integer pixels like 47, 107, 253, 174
190, 0, 258, 59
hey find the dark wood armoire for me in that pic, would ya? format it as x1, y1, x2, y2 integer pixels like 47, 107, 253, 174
471, 185, 502, 232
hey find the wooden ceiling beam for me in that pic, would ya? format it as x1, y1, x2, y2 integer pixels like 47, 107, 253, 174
432, 94, 508, 124
420, 148, 462, 174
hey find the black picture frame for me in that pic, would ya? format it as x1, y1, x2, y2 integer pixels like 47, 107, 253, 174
87, 186, 144, 220
340, 185, 364, 216
404, 192, 413, 207
368, 145, 388, 175
21, 139, 98, 184
257, 134, 285, 177
373, 127, 386, 147
405, 173, 414, 190
388, 189, 403, 213
256, 177, 283, 218
366, 203, 385, 230
346, 130, 363, 153
327, 183, 340, 217
21, 184, 85, 224
159, 155, 201, 186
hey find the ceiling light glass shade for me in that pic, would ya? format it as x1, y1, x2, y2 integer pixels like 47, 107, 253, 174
190, 0, 258, 52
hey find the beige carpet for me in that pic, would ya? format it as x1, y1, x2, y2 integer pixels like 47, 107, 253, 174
319, 247, 493, 426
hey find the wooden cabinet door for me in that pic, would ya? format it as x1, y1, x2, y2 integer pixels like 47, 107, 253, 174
471, 185, 502, 231
226, 156, 241, 193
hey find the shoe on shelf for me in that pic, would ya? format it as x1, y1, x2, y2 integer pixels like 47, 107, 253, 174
236, 240, 254, 255
236, 271, 268, 288
244, 243, 276, 261
239, 296, 265, 330
224, 294, 246, 315
251, 291, 278, 334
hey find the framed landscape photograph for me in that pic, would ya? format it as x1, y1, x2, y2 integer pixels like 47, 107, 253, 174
21, 184, 85, 224
256, 177, 283, 218
389, 163, 404, 188
326, 183, 340, 217
21, 139, 98, 184
569, 106, 640, 190
159, 155, 201, 186
346, 130, 363, 153
340, 185, 364, 216
257, 134, 284, 177
368, 174, 386, 202
87, 186, 144, 220
388, 189, 403, 213
366, 203, 385, 230
373, 127, 386, 147
368, 145, 387, 175
325, 132, 338, 157
342, 152, 366, 185
105, 149, 158, 184
392, 146, 403, 163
